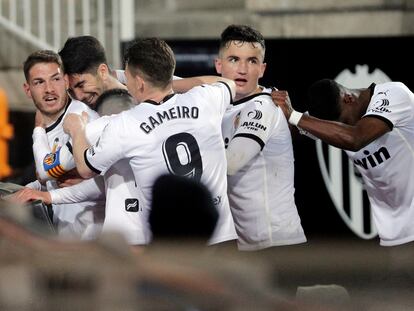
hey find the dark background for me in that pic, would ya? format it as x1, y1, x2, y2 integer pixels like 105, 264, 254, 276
8, 36, 414, 243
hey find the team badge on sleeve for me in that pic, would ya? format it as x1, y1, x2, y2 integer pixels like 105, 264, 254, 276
43, 148, 67, 179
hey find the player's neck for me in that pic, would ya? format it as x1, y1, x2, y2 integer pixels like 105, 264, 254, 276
42, 96, 70, 126
143, 87, 174, 104
105, 76, 127, 92
235, 85, 262, 101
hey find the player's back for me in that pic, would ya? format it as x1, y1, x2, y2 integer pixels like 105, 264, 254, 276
96, 83, 236, 244
85, 115, 151, 245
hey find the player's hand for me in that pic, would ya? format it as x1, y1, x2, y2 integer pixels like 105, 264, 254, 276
34, 110, 45, 128
271, 90, 294, 119
3, 188, 51, 205
57, 169, 85, 188
63, 112, 88, 136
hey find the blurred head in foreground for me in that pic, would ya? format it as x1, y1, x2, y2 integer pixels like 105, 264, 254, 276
150, 174, 218, 243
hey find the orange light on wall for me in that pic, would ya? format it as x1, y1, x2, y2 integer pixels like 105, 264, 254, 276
0, 88, 13, 179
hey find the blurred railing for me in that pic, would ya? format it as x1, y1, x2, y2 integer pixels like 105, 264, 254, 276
0, 0, 135, 69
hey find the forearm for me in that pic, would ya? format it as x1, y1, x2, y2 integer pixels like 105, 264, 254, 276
70, 129, 95, 179
297, 115, 366, 151
172, 76, 218, 93
50, 176, 104, 204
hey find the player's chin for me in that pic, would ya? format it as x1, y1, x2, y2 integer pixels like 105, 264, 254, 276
235, 86, 252, 98
86, 94, 99, 108
42, 100, 63, 110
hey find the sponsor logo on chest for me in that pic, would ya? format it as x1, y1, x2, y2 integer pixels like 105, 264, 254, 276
353, 147, 391, 170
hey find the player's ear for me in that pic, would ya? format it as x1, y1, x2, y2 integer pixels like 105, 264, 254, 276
63, 74, 69, 90
97, 63, 109, 80
215, 58, 222, 75
23, 82, 32, 99
134, 74, 145, 93
343, 93, 355, 104
259, 62, 267, 79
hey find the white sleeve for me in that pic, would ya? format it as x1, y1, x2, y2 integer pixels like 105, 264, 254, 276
49, 176, 105, 204
187, 82, 232, 117
364, 83, 413, 127
85, 116, 112, 145
232, 96, 277, 150
32, 127, 75, 181
226, 136, 261, 176
84, 114, 126, 176
25, 180, 43, 190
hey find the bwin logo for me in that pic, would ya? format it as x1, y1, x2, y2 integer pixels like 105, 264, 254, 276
353, 147, 391, 170
125, 198, 140, 212
247, 110, 262, 120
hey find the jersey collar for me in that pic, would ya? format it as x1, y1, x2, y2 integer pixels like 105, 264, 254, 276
232, 92, 271, 106
45, 97, 72, 133
144, 93, 176, 106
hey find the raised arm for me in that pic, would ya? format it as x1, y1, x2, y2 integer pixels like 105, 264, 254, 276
272, 90, 390, 151
63, 112, 96, 179
173, 75, 236, 99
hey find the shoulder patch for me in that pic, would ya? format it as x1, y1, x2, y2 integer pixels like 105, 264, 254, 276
43, 148, 67, 179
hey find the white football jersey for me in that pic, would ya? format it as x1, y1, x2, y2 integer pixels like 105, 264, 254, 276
31, 99, 104, 240
346, 82, 414, 246
85, 82, 237, 244
85, 117, 151, 245
222, 88, 306, 250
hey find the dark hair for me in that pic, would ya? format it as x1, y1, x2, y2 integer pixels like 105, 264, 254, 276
59, 35, 107, 75
150, 174, 218, 241
219, 24, 265, 52
23, 50, 64, 81
307, 79, 342, 121
94, 88, 135, 115
123, 38, 175, 89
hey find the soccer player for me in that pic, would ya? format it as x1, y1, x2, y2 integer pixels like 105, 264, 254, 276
217, 25, 306, 250
272, 79, 414, 246
63, 38, 237, 245
58, 35, 128, 109
21, 50, 104, 239
14, 89, 151, 245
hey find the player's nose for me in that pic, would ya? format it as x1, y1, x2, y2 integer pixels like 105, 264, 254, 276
237, 61, 248, 74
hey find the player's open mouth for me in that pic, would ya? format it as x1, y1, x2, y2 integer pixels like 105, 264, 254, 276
235, 78, 247, 86
44, 96, 58, 104
85, 94, 96, 106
